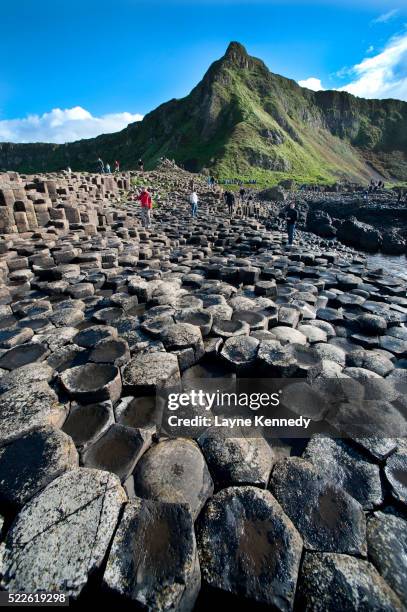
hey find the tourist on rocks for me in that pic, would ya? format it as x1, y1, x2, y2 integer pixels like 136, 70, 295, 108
114, 160, 120, 172
138, 159, 144, 172
224, 190, 235, 217
137, 187, 152, 227
66, 166, 72, 175
97, 157, 104, 173
239, 187, 246, 206
105, 163, 111, 173
189, 191, 199, 218
286, 201, 298, 246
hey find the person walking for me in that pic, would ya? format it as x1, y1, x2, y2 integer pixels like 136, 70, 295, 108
105, 163, 111, 173
138, 159, 144, 172
114, 160, 120, 173
97, 157, 104, 173
286, 201, 298, 246
224, 190, 235, 217
189, 191, 198, 218
137, 187, 152, 228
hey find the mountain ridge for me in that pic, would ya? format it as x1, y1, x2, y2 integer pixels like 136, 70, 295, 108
1, 41, 407, 183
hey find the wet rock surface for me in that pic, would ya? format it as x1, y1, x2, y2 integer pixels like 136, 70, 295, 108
0, 167, 405, 607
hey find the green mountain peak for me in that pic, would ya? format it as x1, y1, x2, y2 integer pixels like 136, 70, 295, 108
1, 43, 407, 183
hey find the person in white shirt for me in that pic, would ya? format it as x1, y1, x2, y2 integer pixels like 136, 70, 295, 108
189, 191, 198, 218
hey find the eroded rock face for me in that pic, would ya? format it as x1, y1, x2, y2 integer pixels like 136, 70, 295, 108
83, 424, 152, 482
297, 552, 403, 612
196, 486, 303, 610
384, 450, 407, 506
0, 469, 127, 598
103, 498, 200, 610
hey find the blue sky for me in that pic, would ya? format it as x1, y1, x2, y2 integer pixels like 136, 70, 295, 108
1, 0, 407, 142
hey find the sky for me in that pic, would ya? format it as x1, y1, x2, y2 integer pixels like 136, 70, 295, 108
1, 0, 407, 143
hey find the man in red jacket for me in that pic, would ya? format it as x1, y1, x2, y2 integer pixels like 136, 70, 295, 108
137, 187, 152, 228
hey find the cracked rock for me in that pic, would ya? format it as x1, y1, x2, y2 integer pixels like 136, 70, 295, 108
0, 425, 78, 511
0, 468, 127, 598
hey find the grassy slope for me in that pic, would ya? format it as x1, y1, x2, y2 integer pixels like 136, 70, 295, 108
1, 43, 406, 183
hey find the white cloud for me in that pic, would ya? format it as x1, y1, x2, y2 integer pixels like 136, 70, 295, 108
298, 77, 326, 91
337, 31, 407, 99
0, 106, 143, 143
372, 9, 399, 24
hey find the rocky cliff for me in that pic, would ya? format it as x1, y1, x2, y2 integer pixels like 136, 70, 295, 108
1, 42, 406, 182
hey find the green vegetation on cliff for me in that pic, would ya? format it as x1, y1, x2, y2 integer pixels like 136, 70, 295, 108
1, 42, 406, 182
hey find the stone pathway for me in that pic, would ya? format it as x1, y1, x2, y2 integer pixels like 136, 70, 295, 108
0, 166, 405, 609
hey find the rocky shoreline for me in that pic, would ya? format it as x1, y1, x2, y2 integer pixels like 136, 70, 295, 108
0, 164, 406, 609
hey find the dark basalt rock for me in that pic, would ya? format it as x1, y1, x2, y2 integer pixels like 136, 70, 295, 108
0, 342, 49, 370
303, 435, 383, 509
175, 309, 213, 336
0, 362, 53, 394
73, 325, 118, 348
82, 423, 152, 482
62, 401, 114, 451
198, 431, 275, 487
103, 498, 200, 610
212, 318, 250, 338
0, 426, 78, 511
133, 438, 213, 520
337, 218, 383, 252
122, 352, 180, 395
220, 335, 259, 373
269, 457, 366, 554
384, 451, 407, 506
60, 363, 122, 403
0, 469, 126, 598
367, 511, 407, 603
89, 337, 130, 367
196, 486, 303, 610
297, 552, 402, 612
0, 382, 67, 446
